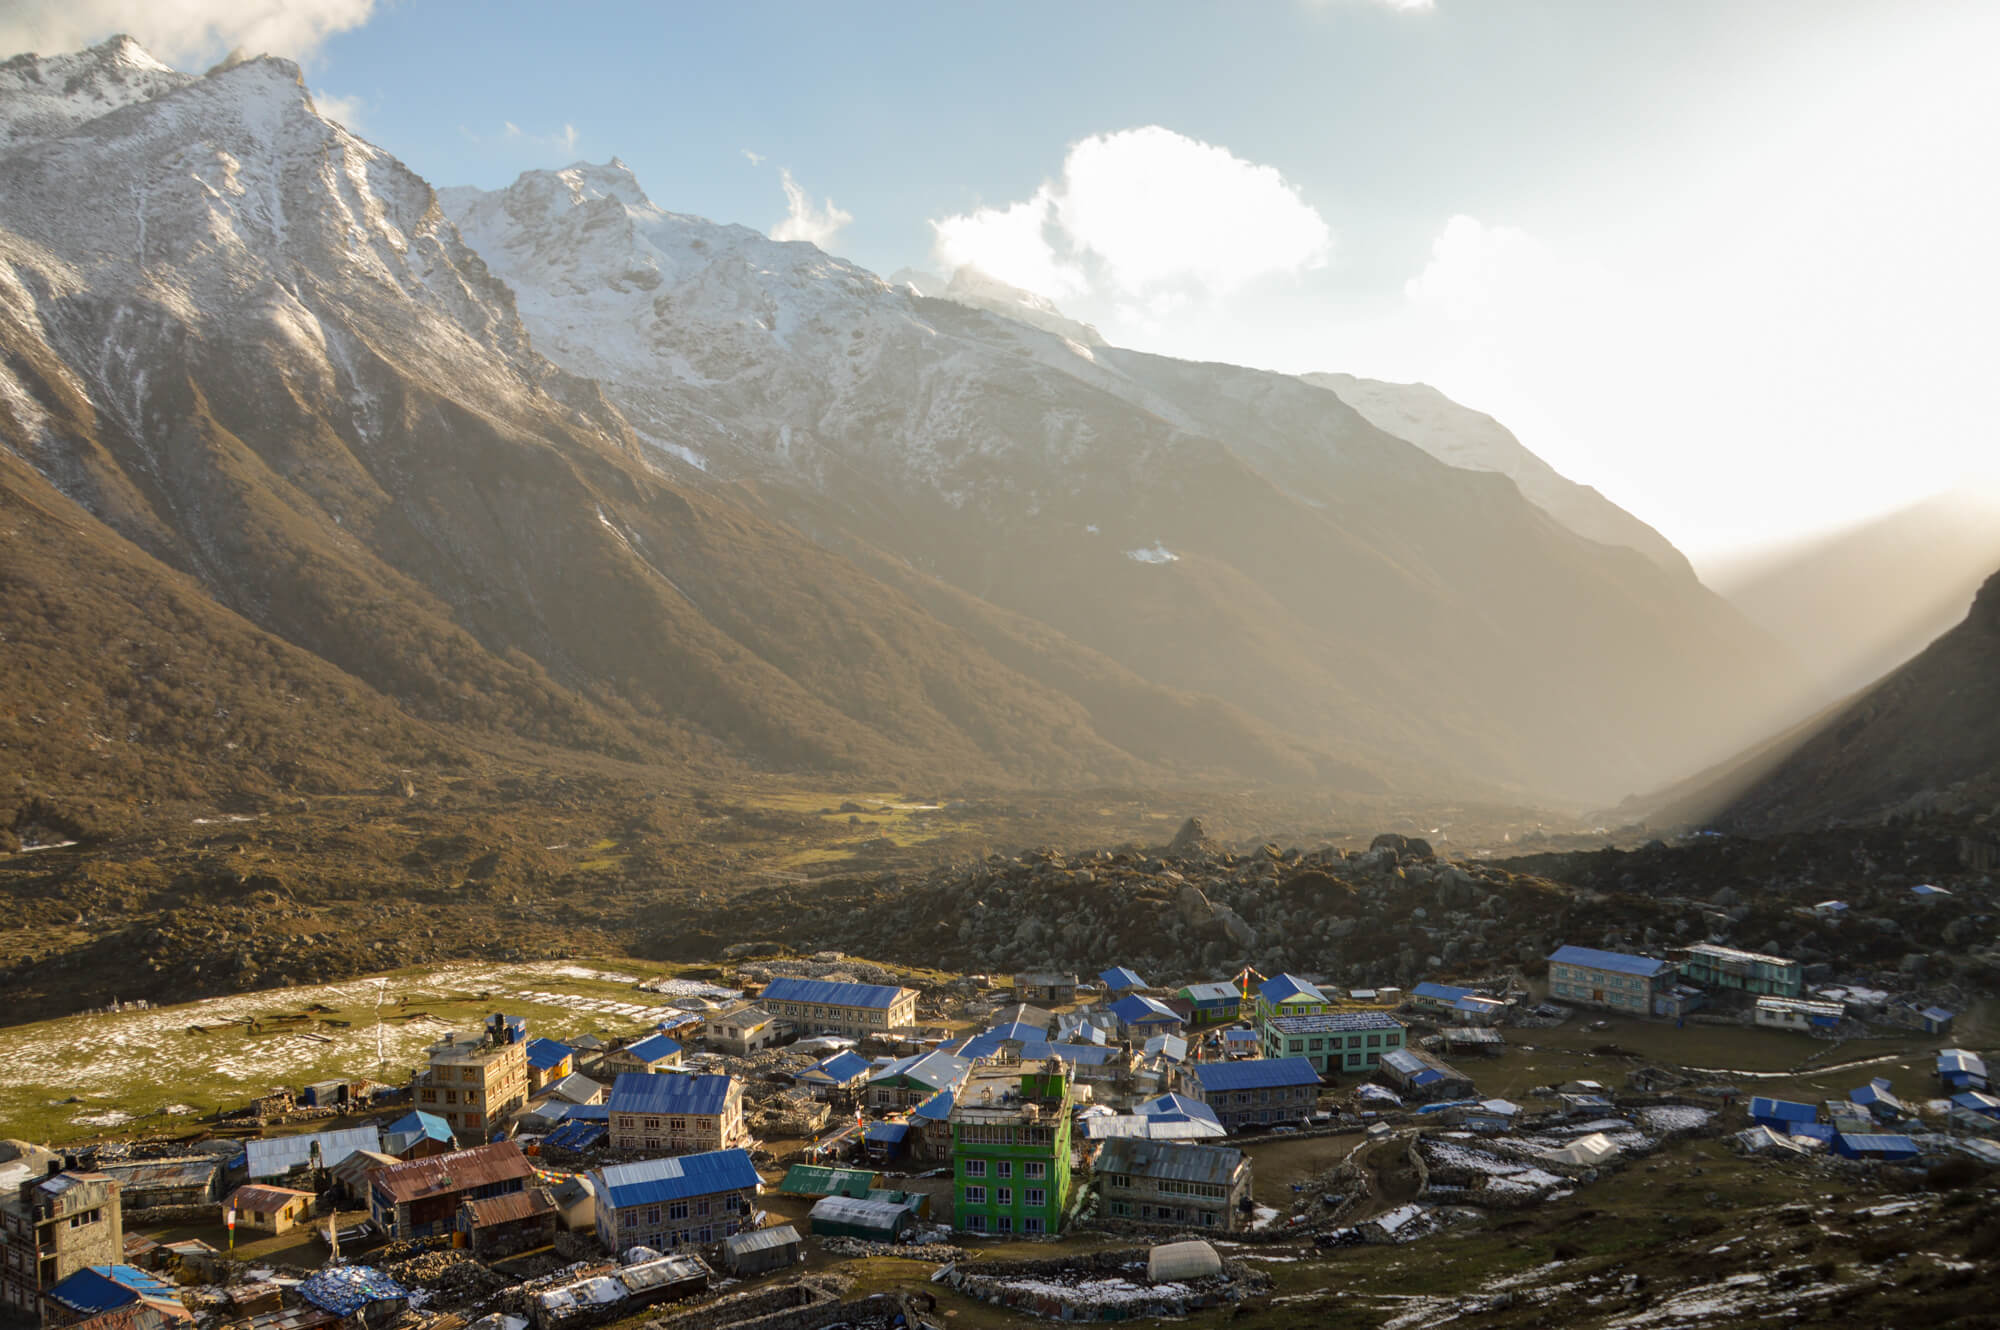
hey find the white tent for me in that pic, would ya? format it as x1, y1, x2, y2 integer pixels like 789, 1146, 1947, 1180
1147, 1240, 1221, 1283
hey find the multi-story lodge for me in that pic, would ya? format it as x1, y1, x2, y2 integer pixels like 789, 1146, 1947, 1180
605, 1073, 748, 1155
755, 978, 918, 1039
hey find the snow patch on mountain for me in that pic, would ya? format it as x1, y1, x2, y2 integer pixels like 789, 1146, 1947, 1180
0, 35, 192, 152
1126, 543, 1180, 564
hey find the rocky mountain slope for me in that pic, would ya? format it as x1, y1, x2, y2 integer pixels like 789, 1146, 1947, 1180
1707, 488, 2000, 703
1304, 371, 1691, 577
444, 162, 1807, 802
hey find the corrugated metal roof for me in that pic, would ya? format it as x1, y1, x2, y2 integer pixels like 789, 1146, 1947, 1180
1922, 1006, 1956, 1023
1181, 982, 1241, 1003
912, 1090, 954, 1122
1099, 967, 1146, 990
869, 1051, 969, 1090
723, 1224, 800, 1255
1191, 1057, 1320, 1092
1749, 1097, 1816, 1123
606, 1071, 733, 1117
371, 1142, 533, 1204
807, 1195, 914, 1228
1683, 943, 1797, 967
224, 1184, 312, 1213
1951, 1091, 2000, 1114
1835, 1132, 1919, 1156
298, 1267, 407, 1317
542, 1119, 607, 1152
1267, 1012, 1404, 1034
1096, 1138, 1244, 1187
44, 1267, 178, 1316
1258, 974, 1326, 1005
384, 1110, 454, 1144
797, 1051, 872, 1085
1411, 982, 1473, 1003
97, 1158, 220, 1189
1547, 946, 1674, 978
623, 1033, 683, 1064
862, 1123, 908, 1143
760, 977, 910, 1010
243, 1126, 382, 1179
1109, 995, 1180, 1023
1939, 1049, 1987, 1077
1137, 1094, 1220, 1124
778, 1165, 876, 1197
462, 1189, 555, 1227
596, 1150, 760, 1209
526, 1038, 573, 1071
542, 1072, 605, 1104
1788, 1122, 1835, 1142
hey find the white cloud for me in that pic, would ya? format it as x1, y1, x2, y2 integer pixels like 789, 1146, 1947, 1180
771, 168, 853, 249
929, 126, 1329, 304
1403, 215, 1555, 323
310, 87, 363, 131
0, 0, 375, 67
502, 120, 580, 156
742, 149, 764, 166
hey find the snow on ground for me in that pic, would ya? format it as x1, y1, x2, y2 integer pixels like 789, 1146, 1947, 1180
1247, 1205, 1281, 1230
543, 965, 641, 984
1599, 1270, 1844, 1328
997, 1277, 1189, 1304
1638, 1105, 1714, 1133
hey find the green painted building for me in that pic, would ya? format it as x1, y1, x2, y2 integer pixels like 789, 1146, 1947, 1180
1260, 1011, 1407, 1074
949, 1061, 1073, 1236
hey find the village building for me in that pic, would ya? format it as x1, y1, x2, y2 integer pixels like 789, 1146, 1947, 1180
603, 1032, 685, 1077
756, 978, 918, 1039
704, 1004, 781, 1057
1176, 984, 1240, 1024
380, 1111, 456, 1160
949, 1061, 1074, 1236
1011, 973, 1078, 1006
795, 1051, 873, 1102
94, 1158, 223, 1214
1677, 944, 1803, 998
868, 1051, 971, 1111
1098, 967, 1147, 998
457, 1188, 558, 1259
720, 1224, 803, 1277
533, 1073, 606, 1109
417, 1014, 531, 1141
1545, 946, 1680, 1017
222, 1186, 314, 1237
39, 1266, 186, 1328
908, 1090, 956, 1164
242, 1126, 383, 1182
1094, 1138, 1252, 1233
1939, 1049, 1989, 1092
1442, 1026, 1505, 1057
605, 1073, 748, 1154
1408, 982, 1477, 1015
1378, 1048, 1476, 1101
1253, 974, 1330, 1024
1748, 1097, 1819, 1133
591, 1151, 762, 1253
1107, 995, 1184, 1040
329, 1151, 398, 1208
1260, 1011, 1406, 1074
1754, 996, 1846, 1032
368, 1142, 534, 1241
808, 1195, 918, 1242
1, 1171, 124, 1318
1180, 1058, 1321, 1130
524, 1039, 574, 1094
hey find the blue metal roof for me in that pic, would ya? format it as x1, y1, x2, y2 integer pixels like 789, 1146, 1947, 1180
863, 1122, 909, 1143
1952, 1091, 2000, 1115
299, 1267, 409, 1317
1849, 1081, 1904, 1110
1922, 1006, 1956, 1023
1834, 1132, 1919, 1158
912, 1090, 955, 1121
1380, 1049, 1442, 1084
1136, 1093, 1221, 1125
542, 1119, 607, 1152
1258, 974, 1326, 1005
526, 1038, 573, 1071
798, 1051, 873, 1085
44, 1267, 177, 1315
595, 1150, 761, 1209
1109, 994, 1180, 1024
1547, 945, 1674, 978
1099, 967, 1146, 990
1910, 883, 1951, 896
1191, 1057, 1321, 1092
607, 1071, 733, 1117
385, 1110, 454, 1144
624, 1033, 683, 1064
243, 1125, 383, 1179
1939, 1049, 1987, 1076
1411, 982, 1474, 1003
1222, 1028, 1259, 1043
761, 976, 908, 1010
1748, 1097, 1816, 1124
1788, 1121, 1835, 1143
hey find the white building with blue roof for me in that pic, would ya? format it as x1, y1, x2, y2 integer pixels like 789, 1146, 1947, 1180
591, 1150, 762, 1253
757, 977, 917, 1039
605, 1073, 747, 1155
1180, 1057, 1321, 1130
1545, 945, 1678, 1016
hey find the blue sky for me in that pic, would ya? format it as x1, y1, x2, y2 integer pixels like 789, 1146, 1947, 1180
5, 0, 1997, 560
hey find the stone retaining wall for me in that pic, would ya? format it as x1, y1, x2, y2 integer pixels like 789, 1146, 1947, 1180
937, 1247, 1270, 1322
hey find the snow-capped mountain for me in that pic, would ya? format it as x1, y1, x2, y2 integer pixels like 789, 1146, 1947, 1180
891, 265, 1107, 347
1304, 372, 1690, 576
0, 40, 1815, 805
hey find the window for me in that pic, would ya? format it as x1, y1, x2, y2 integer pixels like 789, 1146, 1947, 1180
996, 1161, 1012, 1179
1025, 1161, 1046, 1180
997, 1215, 1013, 1233
997, 1188, 1012, 1207
645, 1206, 661, 1225
967, 1214, 987, 1232
964, 1186, 986, 1205
964, 1159, 987, 1178
1024, 1216, 1044, 1234
668, 1202, 688, 1220
1025, 1188, 1045, 1208
1366, 1034, 1382, 1048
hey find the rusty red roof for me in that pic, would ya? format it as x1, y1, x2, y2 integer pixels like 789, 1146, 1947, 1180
370, 1142, 532, 1204
461, 1188, 556, 1228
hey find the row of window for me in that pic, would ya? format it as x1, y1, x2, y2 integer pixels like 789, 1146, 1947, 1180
961, 1159, 1047, 1180
961, 1214, 1045, 1233
1221, 1087, 1309, 1106
1275, 1033, 1392, 1053
960, 1188, 1049, 1209
956, 1124, 1059, 1145
1108, 1201, 1221, 1225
